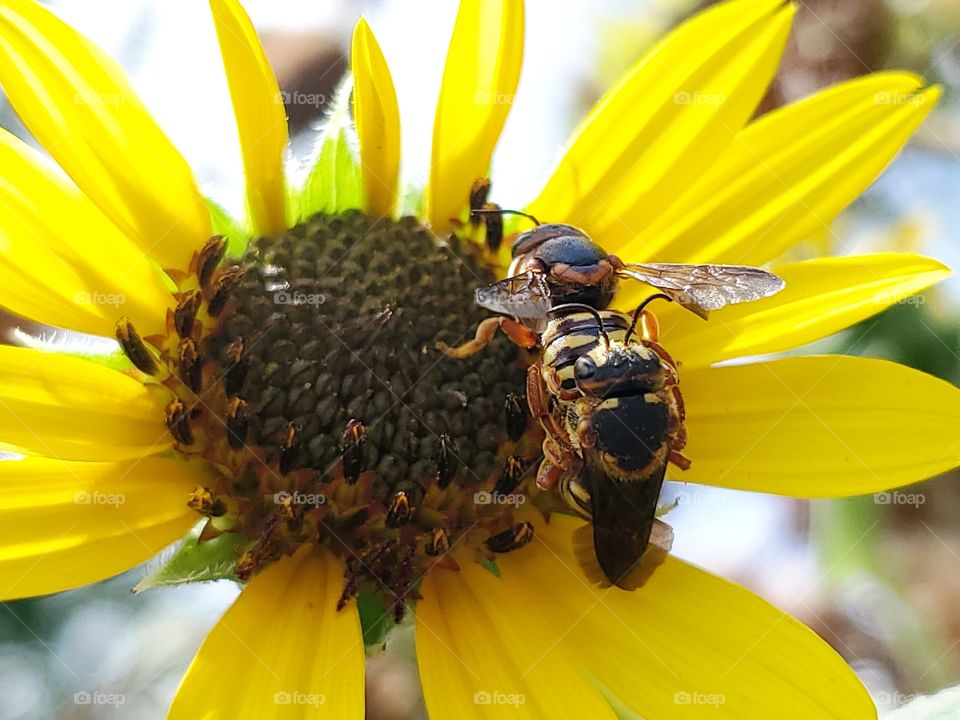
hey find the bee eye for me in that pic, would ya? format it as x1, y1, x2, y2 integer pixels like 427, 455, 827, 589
574, 356, 597, 381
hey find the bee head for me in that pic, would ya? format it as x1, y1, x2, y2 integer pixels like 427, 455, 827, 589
573, 342, 663, 398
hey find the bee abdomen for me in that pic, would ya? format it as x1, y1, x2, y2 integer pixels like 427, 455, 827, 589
588, 395, 669, 476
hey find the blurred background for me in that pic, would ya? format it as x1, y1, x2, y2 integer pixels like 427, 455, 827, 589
2, 0, 960, 717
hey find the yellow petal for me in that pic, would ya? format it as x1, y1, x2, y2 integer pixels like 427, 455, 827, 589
627, 74, 939, 264
527, 0, 791, 246
478, 513, 876, 719
0, 240, 111, 337
0, 454, 205, 600
0, 0, 210, 271
680, 356, 960, 496
0, 346, 170, 461
169, 548, 363, 720
417, 553, 619, 719
0, 126, 174, 337
426, 0, 523, 233
633, 253, 950, 369
210, 0, 288, 235
352, 18, 400, 218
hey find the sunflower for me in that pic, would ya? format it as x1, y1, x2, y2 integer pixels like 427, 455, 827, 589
0, 0, 957, 717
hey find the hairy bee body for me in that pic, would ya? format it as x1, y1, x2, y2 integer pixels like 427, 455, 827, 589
530, 308, 686, 587
442, 205, 783, 587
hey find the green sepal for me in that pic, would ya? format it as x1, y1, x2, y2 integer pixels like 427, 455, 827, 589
67, 346, 133, 373
133, 522, 245, 593
290, 75, 363, 222
479, 557, 500, 577
396, 182, 425, 219
357, 588, 397, 653
587, 674, 645, 720
207, 197, 253, 258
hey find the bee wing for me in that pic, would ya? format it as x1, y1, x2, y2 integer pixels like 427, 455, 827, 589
583, 448, 666, 589
618, 263, 785, 319
474, 272, 553, 319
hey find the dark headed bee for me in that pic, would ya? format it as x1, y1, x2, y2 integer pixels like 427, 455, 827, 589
441, 216, 785, 587
532, 302, 686, 587
475, 220, 785, 324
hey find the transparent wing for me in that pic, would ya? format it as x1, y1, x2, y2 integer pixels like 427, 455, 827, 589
474, 272, 553, 319
618, 263, 785, 319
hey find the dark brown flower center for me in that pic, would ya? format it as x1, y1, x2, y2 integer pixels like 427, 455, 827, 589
125, 211, 547, 619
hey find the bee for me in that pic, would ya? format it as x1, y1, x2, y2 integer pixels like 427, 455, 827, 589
476, 220, 784, 322
528, 301, 688, 587
443, 220, 784, 359
441, 218, 785, 587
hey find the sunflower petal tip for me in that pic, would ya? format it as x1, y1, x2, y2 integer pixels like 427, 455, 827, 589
351, 14, 400, 217
427, 0, 524, 232
922, 83, 944, 103
210, 0, 288, 235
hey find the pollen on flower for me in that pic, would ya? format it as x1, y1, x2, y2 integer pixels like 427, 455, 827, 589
119, 211, 547, 619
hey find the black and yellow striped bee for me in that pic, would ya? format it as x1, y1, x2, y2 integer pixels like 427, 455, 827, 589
441, 220, 785, 587
529, 301, 690, 587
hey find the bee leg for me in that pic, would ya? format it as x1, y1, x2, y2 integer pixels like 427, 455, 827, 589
496, 317, 539, 348
536, 436, 580, 491
655, 354, 690, 471
526, 364, 569, 440
436, 317, 538, 359
526, 364, 579, 491
645, 339, 689, 464
640, 309, 660, 342
668, 450, 692, 470
536, 457, 565, 491
642, 338, 681, 377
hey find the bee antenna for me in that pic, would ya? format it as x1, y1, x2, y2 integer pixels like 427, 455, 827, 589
471, 208, 541, 227
548, 303, 609, 349
625, 293, 672, 342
